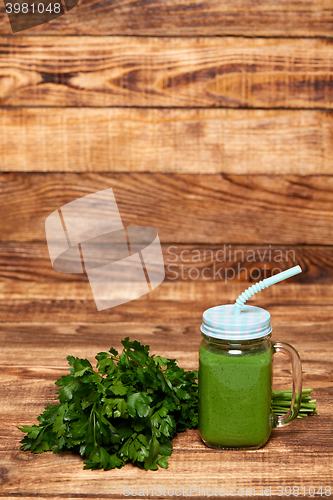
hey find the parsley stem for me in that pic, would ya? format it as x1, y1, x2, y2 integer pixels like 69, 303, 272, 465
89, 403, 97, 444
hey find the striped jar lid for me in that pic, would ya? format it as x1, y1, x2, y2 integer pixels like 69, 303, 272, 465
201, 304, 272, 341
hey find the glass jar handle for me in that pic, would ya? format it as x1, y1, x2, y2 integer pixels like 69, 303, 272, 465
272, 342, 302, 427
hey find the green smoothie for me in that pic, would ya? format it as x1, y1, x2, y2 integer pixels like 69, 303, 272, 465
198, 339, 273, 448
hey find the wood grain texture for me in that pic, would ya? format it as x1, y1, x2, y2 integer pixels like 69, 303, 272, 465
0, 242, 332, 300
2, 37, 333, 108
1, 108, 333, 173
1, 173, 333, 244
0, 293, 332, 389
1, 294, 333, 325
0, 297, 332, 497
0, 441, 332, 498
1, 0, 333, 36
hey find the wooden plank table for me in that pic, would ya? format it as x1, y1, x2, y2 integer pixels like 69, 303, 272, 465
1, 281, 332, 499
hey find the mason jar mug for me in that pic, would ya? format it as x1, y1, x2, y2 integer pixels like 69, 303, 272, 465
198, 304, 302, 450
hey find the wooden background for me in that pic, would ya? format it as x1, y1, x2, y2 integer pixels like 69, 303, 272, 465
0, 1, 333, 499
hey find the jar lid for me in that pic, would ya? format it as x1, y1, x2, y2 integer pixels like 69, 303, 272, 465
201, 304, 272, 341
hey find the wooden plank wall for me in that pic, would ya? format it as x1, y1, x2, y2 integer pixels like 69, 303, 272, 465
0, 0, 333, 337
1, 1, 333, 286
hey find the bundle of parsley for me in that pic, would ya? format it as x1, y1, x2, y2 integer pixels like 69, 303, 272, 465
19, 338, 316, 471
19, 338, 198, 471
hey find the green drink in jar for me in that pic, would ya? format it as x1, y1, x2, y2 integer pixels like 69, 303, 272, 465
198, 266, 303, 449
